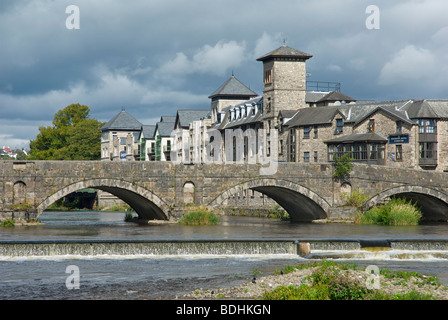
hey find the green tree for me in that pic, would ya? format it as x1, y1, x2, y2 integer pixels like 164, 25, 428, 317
333, 152, 354, 179
29, 104, 104, 160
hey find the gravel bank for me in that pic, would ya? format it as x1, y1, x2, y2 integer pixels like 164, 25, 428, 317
182, 265, 448, 300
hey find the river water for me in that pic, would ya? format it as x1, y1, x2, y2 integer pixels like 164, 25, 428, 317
1, 210, 448, 300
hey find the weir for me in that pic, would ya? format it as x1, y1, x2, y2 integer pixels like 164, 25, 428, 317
2, 239, 448, 258
0, 240, 298, 257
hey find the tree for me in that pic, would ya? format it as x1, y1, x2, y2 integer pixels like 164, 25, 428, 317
333, 152, 354, 180
29, 104, 104, 160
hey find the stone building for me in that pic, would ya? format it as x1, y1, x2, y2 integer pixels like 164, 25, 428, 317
100, 109, 142, 161
101, 44, 448, 186
284, 99, 448, 171
173, 109, 210, 163
138, 125, 156, 161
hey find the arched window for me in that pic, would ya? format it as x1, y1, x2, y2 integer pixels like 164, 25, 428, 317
183, 182, 195, 204
13, 181, 27, 205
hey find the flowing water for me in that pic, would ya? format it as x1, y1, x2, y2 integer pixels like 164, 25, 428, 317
1, 210, 448, 300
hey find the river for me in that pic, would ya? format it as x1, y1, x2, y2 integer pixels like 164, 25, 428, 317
1, 210, 448, 300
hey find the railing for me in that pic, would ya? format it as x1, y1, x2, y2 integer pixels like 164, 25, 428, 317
306, 81, 341, 92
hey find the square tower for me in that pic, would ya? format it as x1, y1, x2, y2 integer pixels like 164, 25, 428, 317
257, 46, 312, 127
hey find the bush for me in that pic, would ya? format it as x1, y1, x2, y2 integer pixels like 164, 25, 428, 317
342, 189, 368, 210
263, 284, 330, 300
333, 152, 354, 179
327, 276, 370, 300
1, 219, 15, 228
356, 197, 422, 226
179, 210, 220, 226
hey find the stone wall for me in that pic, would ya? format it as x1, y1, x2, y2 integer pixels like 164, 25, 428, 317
1, 160, 448, 222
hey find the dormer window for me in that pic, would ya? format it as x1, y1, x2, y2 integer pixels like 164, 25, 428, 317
368, 119, 375, 132
336, 119, 343, 134
396, 120, 402, 133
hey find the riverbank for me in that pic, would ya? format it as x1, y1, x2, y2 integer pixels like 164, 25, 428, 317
182, 261, 448, 300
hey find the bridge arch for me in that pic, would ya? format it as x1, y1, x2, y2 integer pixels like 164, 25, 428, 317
209, 178, 330, 221
364, 185, 448, 222
37, 179, 170, 220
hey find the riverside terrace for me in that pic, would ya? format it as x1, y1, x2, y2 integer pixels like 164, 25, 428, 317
1, 160, 448, 222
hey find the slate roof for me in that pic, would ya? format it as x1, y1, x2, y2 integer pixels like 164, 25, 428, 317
175, 109, 211, 129
215, 96, 263, 130
208, 75, 258, 99
256, 45, 312, 62
139, 125, 156, 140
159, 115, 176, 123
402, 100, 448, 119
325, 132, 388, 144
305, 91, 356, 104
101, 110, 142, 131
155, 121, 175, 137
286, 107, 345, 127
286, 100, 417, 128
316, 91, 357, 103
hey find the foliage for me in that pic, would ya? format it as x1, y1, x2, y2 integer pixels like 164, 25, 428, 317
356, 197, 422, 225
179, 210, 220, 226
380, 269, 441, 287
264, 260, 439, 301
124, 212, 137, 222
392, 290, 433, 300
327, 275, 370, 300
267, 204, 289, 220
7, 203, 32, 212
262, 284, 330, 300
341, 189, 369, 210
1, 219, 15, 228
28, 103, 105, 160
110, 203, 134, 212
333, 152, 354, 179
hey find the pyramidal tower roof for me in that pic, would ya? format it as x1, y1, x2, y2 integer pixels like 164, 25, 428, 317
101, 109, 142, 131
208, 75, 258, 99
256, 45, 313, 62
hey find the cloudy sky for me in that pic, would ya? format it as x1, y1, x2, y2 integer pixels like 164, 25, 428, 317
1, 0, 447, 149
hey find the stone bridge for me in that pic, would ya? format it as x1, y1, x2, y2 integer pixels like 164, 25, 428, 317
1, 160, 448, 222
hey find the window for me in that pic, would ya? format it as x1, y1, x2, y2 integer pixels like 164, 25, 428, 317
314, 151, 318, 162
368, 119, 375, 132
314, 125, 318, 138
419, 142, 436, 159
304, 126, 311, 139
303, 152, 310, 163
396, 121, 403, 133
289, 128, 296, 162
264, 69, 272, 84
396, 145, 402, 161
417, 119, 437, 134
266, 98, 271, 113
336, 119, 343, 134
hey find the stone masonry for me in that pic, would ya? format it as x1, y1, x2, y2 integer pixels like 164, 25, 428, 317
1, 160, 448, 222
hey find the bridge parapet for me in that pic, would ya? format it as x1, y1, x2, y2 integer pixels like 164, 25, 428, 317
1, 160, 447, 221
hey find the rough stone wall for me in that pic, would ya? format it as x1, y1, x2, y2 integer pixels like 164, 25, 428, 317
1, 161, 448, 221
352, 111, 418, 168
296, 123, 335, 163
263, 60, 307, 121
436, 119, 448, 171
